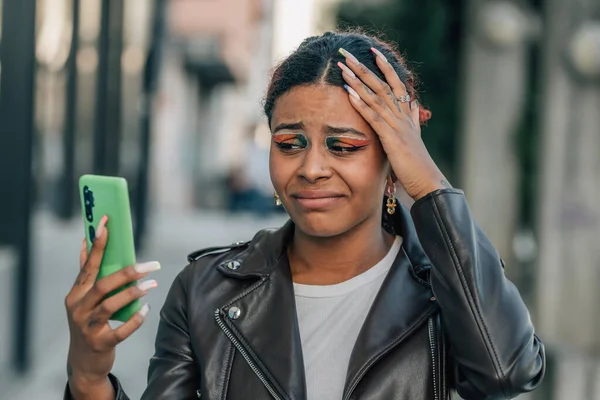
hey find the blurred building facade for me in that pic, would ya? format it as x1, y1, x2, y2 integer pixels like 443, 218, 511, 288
534, 0, 600, 398
1, 0, 348, 214
153, 0, 271, 210
152, 0, 343, 211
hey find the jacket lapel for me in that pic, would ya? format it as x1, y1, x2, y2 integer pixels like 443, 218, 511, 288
214, 203, 437, 400
343, 204, 438, 398
216, 221, 307, 400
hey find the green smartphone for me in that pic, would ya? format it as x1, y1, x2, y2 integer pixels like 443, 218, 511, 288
79, 174, 140, 322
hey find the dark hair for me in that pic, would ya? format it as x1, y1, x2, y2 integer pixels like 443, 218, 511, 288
263, 30, 432, 127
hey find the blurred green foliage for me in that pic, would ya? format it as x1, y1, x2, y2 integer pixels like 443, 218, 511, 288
336, 0, 466, 182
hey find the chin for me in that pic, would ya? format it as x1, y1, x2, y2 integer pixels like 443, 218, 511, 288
290, 210, 362, 238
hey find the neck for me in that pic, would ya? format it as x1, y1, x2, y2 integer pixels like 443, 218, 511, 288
289, 217, 395, 285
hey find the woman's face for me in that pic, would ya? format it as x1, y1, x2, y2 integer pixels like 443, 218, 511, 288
269, 84, 390, 237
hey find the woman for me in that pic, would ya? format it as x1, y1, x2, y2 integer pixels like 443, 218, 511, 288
64, 31, 545, 399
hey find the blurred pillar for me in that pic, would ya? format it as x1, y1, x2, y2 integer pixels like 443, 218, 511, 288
184, 44, 235, 209
535, 0, 600, 397
93, 0, 124, 176
134, 0, 167, 250
459, 0, 536, 280
0, 0, 36, 374
57, 0, 80, 220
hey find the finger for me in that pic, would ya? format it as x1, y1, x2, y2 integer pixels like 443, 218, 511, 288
87, 279, 157, 327
339, 67, 399, 129
343, 85, 396, 142
107, 303, 150, 346
79, 238, 88, 268
74, 215, 108, 289
370, 48, 412, 115
66, 238, 93, 306
338, 50, 399, 121
410, 99, 422, 135
80, 262, 160, 310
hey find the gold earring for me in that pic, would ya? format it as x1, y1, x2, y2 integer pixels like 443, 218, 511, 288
386, 184, 397, 215
273, 192, 282, 206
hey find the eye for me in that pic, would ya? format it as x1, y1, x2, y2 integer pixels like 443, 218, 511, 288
275, 142, 303, 150
272, 133, 308, 153
325, 137, 369, 154
329, 144, 360, 153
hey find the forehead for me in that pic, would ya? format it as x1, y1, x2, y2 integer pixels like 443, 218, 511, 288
270, 84, 375, 136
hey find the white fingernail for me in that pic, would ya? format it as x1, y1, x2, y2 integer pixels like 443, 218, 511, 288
337, 61, 356, 78
95, 215, 107, 238
134, 261, 161, 274
138, 303, 150, 318
371, 47, 388, 63
137, 279, 157, 292
339, 48, 359, 66
344, 84, 361, 101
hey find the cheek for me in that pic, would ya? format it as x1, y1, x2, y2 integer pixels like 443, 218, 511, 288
349, 147, 389, 184
344, 153, 389, 201
269, 146, 292, 190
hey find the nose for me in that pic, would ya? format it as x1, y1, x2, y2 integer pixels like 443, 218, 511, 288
298, 144, 332, 184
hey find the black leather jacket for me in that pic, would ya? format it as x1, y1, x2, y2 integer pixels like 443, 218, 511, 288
66, 189, 545, 399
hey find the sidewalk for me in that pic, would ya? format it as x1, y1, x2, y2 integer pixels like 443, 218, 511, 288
0, 209, 287, 400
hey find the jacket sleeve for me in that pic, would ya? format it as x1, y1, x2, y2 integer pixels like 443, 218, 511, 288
63, 270, 199, 400
141, 270, 199, 399
410, 189, 545, 399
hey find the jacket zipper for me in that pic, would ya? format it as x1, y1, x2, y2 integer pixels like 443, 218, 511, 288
214, 309, 282, 400
428, 317, 439, 400
343, 307, 437, 400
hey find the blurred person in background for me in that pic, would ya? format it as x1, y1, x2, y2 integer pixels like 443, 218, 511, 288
225, 164, 253, 213
63, 31, 545, 400
226, 124, 281, 215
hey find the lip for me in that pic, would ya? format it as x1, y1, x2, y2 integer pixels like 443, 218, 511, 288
291, 190, 346, 210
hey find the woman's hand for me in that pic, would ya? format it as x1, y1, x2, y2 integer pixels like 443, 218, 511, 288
338, 48, 451, 200
64, 215, 160, 399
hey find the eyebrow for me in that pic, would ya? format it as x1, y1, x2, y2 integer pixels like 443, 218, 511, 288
324, 126, 368, 138
272, 122, 368, 138
273, 122, 305, 133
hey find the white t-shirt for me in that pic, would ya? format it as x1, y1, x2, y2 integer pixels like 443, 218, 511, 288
293, 236, 402, 400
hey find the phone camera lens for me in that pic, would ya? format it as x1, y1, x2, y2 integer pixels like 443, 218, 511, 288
88, 225, 96, 241
83, 186, 94, 222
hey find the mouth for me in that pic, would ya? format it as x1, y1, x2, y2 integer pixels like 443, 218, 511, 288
291, 191, 346, 210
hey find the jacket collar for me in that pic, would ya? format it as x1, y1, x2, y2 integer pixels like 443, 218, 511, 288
217, 201, 432, 282
216, 218, 294, 278
215, 203, 436, 400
